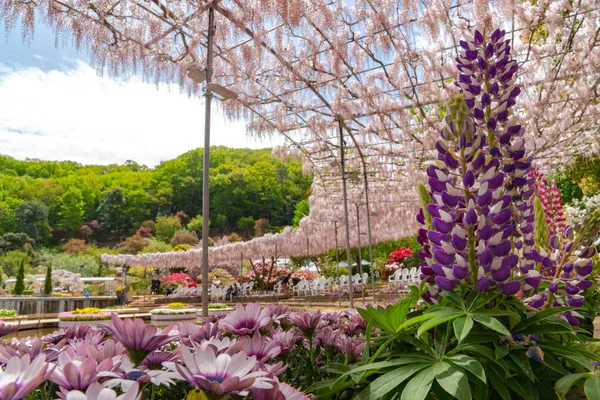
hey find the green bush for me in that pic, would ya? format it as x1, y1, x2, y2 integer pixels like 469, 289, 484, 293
13, 259, 25, 295
155, 216, 182, 242
22, 290, 33, 295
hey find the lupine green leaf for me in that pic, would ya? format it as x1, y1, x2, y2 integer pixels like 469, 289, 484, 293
584, 375, 600, 400
355, 364, 428, 400
472, 314, 511, 336
487, 365, 511, 400
440, 290, 466, 310
509, 351, 535, 382
555, 372, 589, 398
436, 364, 471, 400
447, 354, 486, 383
400, 367, 435, 400
453, 316, 474, 343
512, 306, 574, 332
542, 353, 568, 375
417, 312, 463, 337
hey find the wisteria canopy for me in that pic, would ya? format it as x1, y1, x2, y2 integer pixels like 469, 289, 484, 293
4, 0, 599, 266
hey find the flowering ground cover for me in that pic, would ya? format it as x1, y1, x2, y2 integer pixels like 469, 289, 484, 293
58, 308, 111, 321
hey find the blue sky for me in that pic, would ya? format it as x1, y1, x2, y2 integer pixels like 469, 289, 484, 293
0, 20, 281, 167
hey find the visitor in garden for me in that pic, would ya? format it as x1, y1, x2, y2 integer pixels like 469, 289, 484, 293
281, 273, 292, 294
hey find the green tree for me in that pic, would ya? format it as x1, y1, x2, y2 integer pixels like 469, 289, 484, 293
13, 258, 25, 295
0, 205, 16, 235
0, 250, 32, 277
155, 216, 182, 242
96, 189, 131, 237
57, 187, 85, 232
237, 216, 255, 235
0, 233, 34, 254
292, 199, 309, 226
44, 264, 53, 295
14, 200, 51, 245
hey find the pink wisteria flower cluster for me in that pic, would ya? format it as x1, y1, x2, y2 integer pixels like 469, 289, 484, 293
0, 303, 371, 399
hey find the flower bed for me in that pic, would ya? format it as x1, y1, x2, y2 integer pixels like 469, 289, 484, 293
0, 309, 17, 318
151, 302, 197, 320
58, 308, 111, 327
101, 307, 140, 314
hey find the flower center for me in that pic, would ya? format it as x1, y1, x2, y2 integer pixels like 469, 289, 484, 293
206, 374, 227, 383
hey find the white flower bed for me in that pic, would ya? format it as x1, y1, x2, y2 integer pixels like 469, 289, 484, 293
101, 308, 140, 314
150, 308, 197, 315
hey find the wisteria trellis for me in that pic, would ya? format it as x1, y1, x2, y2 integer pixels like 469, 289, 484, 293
4, 0, 600, 264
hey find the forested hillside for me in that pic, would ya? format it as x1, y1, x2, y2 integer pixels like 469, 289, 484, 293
0, 147, 312, 246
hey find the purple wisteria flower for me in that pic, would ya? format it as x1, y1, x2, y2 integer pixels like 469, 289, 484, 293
101, 314, 177, 365
219, 303, 271, 336
0, 354, 54, 400
164, 346, 273, 395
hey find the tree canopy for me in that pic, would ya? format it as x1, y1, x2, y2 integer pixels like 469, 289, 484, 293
0, 147, 311, 243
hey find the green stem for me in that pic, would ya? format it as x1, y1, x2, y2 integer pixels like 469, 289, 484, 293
151, 385, 156, 400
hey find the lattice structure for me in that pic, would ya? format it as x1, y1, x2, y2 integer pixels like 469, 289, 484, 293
4, 0, 599, 265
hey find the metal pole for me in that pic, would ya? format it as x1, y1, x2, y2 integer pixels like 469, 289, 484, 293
339, 119, 354, 308
334, 221, 340, 306
363, 169, 376, 306
356, 204, 365, 306
201, 5, 215, 318
307, 237, 312, 307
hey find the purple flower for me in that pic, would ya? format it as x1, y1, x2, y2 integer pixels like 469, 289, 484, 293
64, 382, 140, 400
253, 381, 309, 400
0, 354, 54, 400
219, 303, 271, 336
290, 311, 322, 339
267, 329, 299, 355
165, 346, 272, 395
335, 334, 365, 363
240, 334, 281, 364
101, 314, 177, 365
0, 322, 20, 339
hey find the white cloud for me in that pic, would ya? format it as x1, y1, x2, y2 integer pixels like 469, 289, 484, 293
0, 61, 282, 166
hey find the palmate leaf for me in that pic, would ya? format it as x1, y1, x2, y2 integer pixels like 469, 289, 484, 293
355, 363, 429, 400
509, 351, 535, 382
436, 364, 471, 400
446, 354, 486, 383
555, 372, 590, 399
453, 316, 474, 343
417, 311, 463, 337
512, 306, 574, 332
487, 364, 512, 400
400, 367, 436, 400
471, 314, 511, 336
584, 375, 600, 400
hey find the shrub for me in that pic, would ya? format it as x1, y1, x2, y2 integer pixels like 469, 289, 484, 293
236, 216, 254, 235
118, 234, 149, 255
175, 211, 190, 226
22, 290, 33, 295
76, 224, 94, 241
141, 220, 155, 232
155, 216, 182, 242
63, 238, 87, 254
174, 244, 193, 252
142, 240, 173, 253
254, 218, 269, 237
170, 232, 199, 247
43, 264, 52, 295
13, 259, 25, 295
0, 250, 32, 277
136, 226, 153, 238
187, 216, 209, 237
228, 232, 242, 243
208, 268, 236, 286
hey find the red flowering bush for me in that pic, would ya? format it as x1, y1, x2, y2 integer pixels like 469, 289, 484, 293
292, 269, 319, 281
136, 226, 153, 238
160, 272, 192, 286
242, 261, 291, 291
388, 246, 412, 264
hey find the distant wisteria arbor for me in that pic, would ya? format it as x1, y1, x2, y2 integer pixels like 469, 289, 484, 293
4, 0, 599, 264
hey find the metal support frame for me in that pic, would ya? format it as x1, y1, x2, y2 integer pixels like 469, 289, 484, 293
307, 237, 312, 307
334, 221, 340, 306
201, 5, 216, 318
339, 119, 354, 308
363, 168, 376, 305
356, 204, 365, 306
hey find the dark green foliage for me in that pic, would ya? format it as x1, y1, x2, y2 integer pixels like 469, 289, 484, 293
0, 232, 34, 254
552, 174, 584, 204
14, 200, 51, 245
96, 189, 132, 236
44, 264, 53, 295
311, 287, 600, 400
0, 147, 311, 241
13, 258, 25, 295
